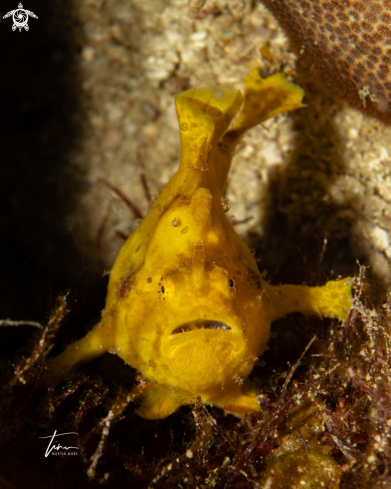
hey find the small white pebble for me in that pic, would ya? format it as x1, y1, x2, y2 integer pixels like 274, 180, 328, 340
107, 106, 124, 122
82, 46, 95, 63
191, 31, 207, 41
146, 69, 170, 81
101, 129, 122, 151
242, 145, 254, 158
369, 225, 389, 252
90, 115, 104, 128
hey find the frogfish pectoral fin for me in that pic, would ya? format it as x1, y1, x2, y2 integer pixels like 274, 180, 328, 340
267, 278, 352, 322
224, 68, 305, 145
136, 380, 261, 420
136, 383, 193, 420
210, 378, 261, 416
49, 314, 115, 385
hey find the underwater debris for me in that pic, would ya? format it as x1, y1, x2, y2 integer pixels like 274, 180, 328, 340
87, 379, 154, 478
6, 296, 67, 387
260, 450, 342, 489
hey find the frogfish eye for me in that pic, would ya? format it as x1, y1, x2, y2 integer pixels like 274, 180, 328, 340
161, 286, 165, 293
229, 279, 233, 287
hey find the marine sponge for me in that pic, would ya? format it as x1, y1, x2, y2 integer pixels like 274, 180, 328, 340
261, 0, 391, 122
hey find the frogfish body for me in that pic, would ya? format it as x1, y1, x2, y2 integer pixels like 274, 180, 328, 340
51, 69, 352, 419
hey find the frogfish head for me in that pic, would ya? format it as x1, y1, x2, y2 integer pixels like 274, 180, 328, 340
113, 188, 271, 398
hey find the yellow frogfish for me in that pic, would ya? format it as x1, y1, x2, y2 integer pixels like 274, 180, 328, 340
50, 69, 352, 419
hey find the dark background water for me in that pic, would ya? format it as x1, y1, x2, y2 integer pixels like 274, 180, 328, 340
0, 0, 107, 360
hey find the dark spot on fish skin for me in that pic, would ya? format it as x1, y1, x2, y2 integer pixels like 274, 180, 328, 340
247, 267, 262, 290
194, 243, 204, 253
179, 256, 190, 268
117, 273, 136, 298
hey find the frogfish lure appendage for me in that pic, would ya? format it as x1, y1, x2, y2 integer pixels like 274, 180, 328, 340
50, 69, 352, 419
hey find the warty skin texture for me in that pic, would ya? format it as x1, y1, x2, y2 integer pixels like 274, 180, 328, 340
50, 69, 352, 419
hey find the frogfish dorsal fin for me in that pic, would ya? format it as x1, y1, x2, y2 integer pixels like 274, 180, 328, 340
175, 86, 243, 171
225, 69, 305, 144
